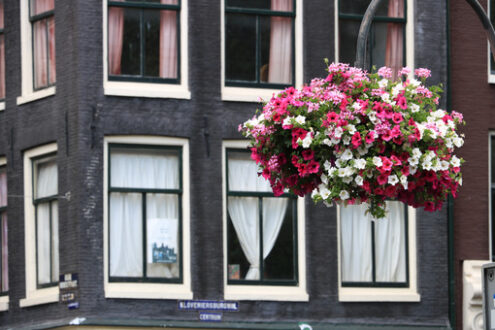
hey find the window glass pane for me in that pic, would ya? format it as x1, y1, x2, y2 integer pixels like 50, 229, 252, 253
263, 197, 294, 280
47, 16, 56, 85
338, 20, 360, 66
0, 34, 5, 99
33, 19, 49, 89
120, 8, 141, 76
492, 136, 495, 184
30, 0, 54, 17
226, 0, 293, 12
1, 212, 7, 292
123, 0, 178, 3
35, 159, 57, 199
109, 192, 143, 277
340, 203, 373, 282
0, 0, 4, 30
146, 193, 180, 278
36, 202, 51, 285
339, 0, 402, 17
0, 167, 6, 208
227, 196, 259, 280
227, 151, 272, 192
260, 15, 293, 84
374, 201, 406, 282
226, 13, 257, 82
110, 147, 179, 189
51, 201, 59, 283
143, 9, 161, 77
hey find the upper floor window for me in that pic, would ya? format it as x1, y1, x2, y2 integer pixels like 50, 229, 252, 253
489, 0, 495, 82
30, 0, 56, 90
225, 0, 295, 89
0, 0, 5, 102
0, 165, 7, 296
337, 0, 407, 76
107, 0, 180, 83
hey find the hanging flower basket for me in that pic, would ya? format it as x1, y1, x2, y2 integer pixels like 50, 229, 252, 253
240, 62, 465, 218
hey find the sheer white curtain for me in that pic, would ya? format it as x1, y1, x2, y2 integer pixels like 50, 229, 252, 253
340, 201, 406, 282
227, 154, 288, 280
159, 0, 178, 78
108, 0, 124, 75
35, 160, 58, 285
268, 0, 292, 84
385, 0, 404, 78
110, 150, 179, 277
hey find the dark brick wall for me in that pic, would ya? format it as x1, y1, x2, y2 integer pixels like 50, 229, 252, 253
0, 0, 451, 328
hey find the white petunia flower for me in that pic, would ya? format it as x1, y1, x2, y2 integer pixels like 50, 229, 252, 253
355, 176, 364, 186
295, 115, 306, 125
339, 190, 350, 200
410, 104, 420, 113
321, 174, 329, 185
451, 155, 461, 167
412, 148, 422, 158
378, 79, 388, 89
342, 135, 351, 145
324, 160, 332, 171
341, 149, 353, 161
388, 174, 399, 186
334, 127, 344, 138
354, 158, 367, 170
301, 134, 313, 148
409, 165, 418, 175
282, 116, 293, 126
342, 176, 353, 184
400, 175, 408, 190
453, 137, 464, 148
373, 156, 383, 167
338, 168, 347, 177
347, 125, 357, 135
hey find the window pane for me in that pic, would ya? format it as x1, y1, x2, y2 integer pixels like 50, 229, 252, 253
33, 19, 50, 89
0, 167, 6, 208
110, 147, 179, 189
146, 194, 180, 278
51, 201, 59, 283
1, 212, 7, 292
30, 0, 54, 16
340, 203, 373, 282
226, 0, 293, 12
36, 203, 51, 285
123, 0, 178, 3
47, 16, 56, 85
109, 192, 143, 277
227, 151, 272, 192
143, 9, 160, 77
226, 13, 257, 82
35, 158, 58, 199
374, 201, 406, 282
0, 34, 5, 99
338, 20, 360, 66
260, 15, 293, 84
120, 8, 141, 76
492, 136, 495, 184
263, 197, 294, 280
339, 0, 403, 18
227, 196, 259, 280
157, 9, 178, 79
0, 0, 4, 30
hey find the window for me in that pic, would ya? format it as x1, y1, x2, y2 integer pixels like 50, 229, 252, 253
104, 136, 192, 300
20, 143, 59, 308
338, 203, 419, 302
18, 0, 56, 105
491, 134, 495, 259
223, 141, 307, 301
336, 0, 412, 76
0, 159, 7, 311
489, 0, 495, 82
221, 0, 303, 102
103, 0, 190, 99
0, 0, 5, 108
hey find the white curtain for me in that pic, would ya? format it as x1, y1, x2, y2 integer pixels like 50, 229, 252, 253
146, 193, 179, 278
341, 201, 406, 282
51, 201, 59, 283
159, 0, 178, 78
268, 0, 292, 84
227, 153, 288, 280
110, 150, 179, 277
36, 161, 58, 198
36, 204, 51, 284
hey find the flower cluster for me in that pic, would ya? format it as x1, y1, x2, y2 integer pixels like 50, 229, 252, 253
240, 62, 465, 218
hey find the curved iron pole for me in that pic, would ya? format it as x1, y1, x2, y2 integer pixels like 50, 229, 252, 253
465, 0, 495, 62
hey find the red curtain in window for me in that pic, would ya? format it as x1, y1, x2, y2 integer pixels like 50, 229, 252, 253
32, 0, 55, 88
108, 0, 124, 75
385, 0, 404, 78
268, 0, 292, 84
0, 1, 5, 99
159, 0, 178, 78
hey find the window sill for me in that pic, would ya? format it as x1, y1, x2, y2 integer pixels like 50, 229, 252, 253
104, 81, 191, 100
339, 287, 420, 302
0, 102, 4, 111
489, 73, 495, 84
17, 86, 56, 106
19, 286, 59, 308
0, 296, 8, 311
105, 282, 193, 300
224, 285, 308, 302
222, 86, 284, 103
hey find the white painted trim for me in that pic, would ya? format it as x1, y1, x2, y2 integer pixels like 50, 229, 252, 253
102, 1, 190, 99
20, 143, 59, 308
0, 295, 8, 311
334, 0, 415, 71
18, 0, 55, 103
337, 205, 419, 302
103, 136, 192, 300
0, 157, 6, 166
220, 0, 304, 103
0, 102, 5, 111
222, 140, 308, 302
489, 132, 494, 259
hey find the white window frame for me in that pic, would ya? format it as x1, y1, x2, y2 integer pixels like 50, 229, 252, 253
0, 156, 7, 311
489, 0, 495, 83
337, 205, 420, 302
17, 0, 56, 106
103, 135, 192, 300
20, 143, 59, 308
102, 1, 190, 99
334, 0, 415, 72
222, 140, 308, 301
220, 0, 304, 103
